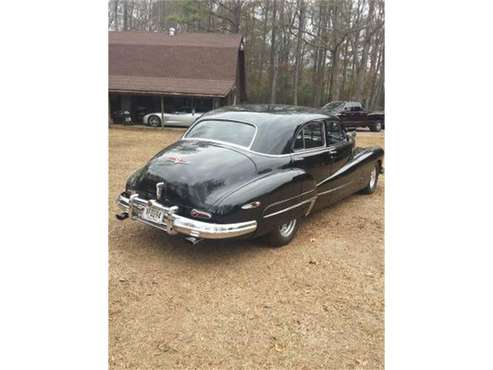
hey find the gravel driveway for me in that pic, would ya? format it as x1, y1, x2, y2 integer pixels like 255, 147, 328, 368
109, 127, 384, 369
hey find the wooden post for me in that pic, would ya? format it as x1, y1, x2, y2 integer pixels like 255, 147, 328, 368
160, 96, 165, 128
108, 94, 113, 126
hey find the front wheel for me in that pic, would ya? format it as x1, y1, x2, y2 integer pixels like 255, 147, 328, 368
360, 163, 379, 194
148, 115, 162, 127
267, 217, 300, 247
369, 122, 382, 132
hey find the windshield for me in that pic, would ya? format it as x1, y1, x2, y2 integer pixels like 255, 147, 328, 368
322, 101, 344, 112
185, 120, 256, 148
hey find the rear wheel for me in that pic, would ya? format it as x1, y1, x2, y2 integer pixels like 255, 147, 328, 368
361, 163, 379, 194
148, 115, 162, 127
369, 122, 382, 132
267, 217, 300, 247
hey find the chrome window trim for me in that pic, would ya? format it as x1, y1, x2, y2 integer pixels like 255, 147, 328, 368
180, 137, 293, 158
292, 119, 327, 153
183, 118, 258, 150
325, 120, 347, 145
183, 118, 340, 158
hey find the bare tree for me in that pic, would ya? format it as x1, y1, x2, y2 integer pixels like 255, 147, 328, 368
270, 0, 278, 103
293, 0, 305, 105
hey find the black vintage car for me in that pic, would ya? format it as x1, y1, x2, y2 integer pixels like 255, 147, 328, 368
116, 105, 384, 246
321, 101, 385, 132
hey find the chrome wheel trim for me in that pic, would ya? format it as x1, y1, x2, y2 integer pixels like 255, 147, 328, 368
279, 219, 297, 238
369, 166, 377, 189
376, 122, 382, 130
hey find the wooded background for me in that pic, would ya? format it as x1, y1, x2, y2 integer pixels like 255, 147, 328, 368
108, 0, 384, 110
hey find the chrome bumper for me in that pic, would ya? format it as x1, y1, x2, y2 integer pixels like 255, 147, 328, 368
117, 193, 257, 239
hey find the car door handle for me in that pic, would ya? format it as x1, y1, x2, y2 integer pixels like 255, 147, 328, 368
328, 149, 338, 155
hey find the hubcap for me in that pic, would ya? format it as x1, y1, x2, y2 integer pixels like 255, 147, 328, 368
369, 167, 377, 189
279, 219, 297, 238
376, 122, 381, 130
150, 117, 159, 126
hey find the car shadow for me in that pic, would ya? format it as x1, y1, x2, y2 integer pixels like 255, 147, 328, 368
126, 223, 272, 265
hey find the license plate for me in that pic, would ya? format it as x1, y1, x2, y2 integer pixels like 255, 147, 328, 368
142, 206, 164, 224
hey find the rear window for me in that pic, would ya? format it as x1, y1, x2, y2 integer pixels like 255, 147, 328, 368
185, 120, 256, 148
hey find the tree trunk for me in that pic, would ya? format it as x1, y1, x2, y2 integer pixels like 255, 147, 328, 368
293, 0, 305, 105
313, 0, 327, 106
367, 38, 383, 109
370, 46, 384, 110
258, 2, 269, 87
113, 0, 119, 31
270, 0, 278, 104
355, 0, 375, 102
339, 39, 349, 100
123, 0, 128, 31
231, 0, 242, 33
327, 45, 339, 102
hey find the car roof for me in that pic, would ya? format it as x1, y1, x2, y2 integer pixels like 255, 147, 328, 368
195, 104, 339, 155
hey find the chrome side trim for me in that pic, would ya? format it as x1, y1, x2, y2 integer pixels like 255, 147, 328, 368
316, 151, 373, 187
305, 197, 317, 216
241, 201, 261, 209
263, 197, 316, 219
117, 193, 257, 239
318, 181, 353, 196
263, 189, 316, 212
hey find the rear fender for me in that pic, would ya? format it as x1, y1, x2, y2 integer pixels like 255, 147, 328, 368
215, 168, 315, 236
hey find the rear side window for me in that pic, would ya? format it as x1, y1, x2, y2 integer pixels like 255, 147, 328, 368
294, 121, 325, 150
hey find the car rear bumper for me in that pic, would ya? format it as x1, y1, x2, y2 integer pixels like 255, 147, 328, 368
117, 193, 257, 239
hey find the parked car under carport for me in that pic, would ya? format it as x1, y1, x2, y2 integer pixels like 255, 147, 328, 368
143, 108, 206, 128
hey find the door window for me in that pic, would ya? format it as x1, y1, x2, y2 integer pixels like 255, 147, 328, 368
294, 121, 325, 150
326, 121, 346, 144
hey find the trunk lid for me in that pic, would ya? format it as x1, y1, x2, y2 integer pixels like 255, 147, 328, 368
134, 140, 257, 212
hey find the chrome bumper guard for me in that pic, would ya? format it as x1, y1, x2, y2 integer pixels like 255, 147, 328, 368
117, 193, 257, 239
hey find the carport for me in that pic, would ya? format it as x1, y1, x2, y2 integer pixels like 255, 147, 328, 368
109, 31, 246, 125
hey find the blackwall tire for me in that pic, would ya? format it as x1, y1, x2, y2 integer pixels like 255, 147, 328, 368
267, 217, 301, 247
148, 115, 162, 127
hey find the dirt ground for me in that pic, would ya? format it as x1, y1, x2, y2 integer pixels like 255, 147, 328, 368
109, 126, 384, 369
